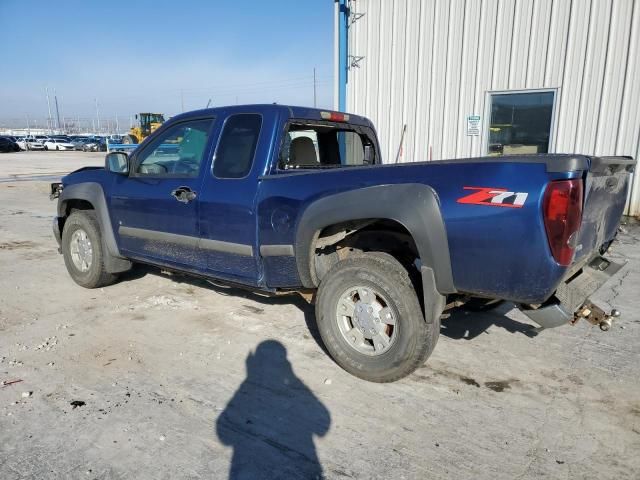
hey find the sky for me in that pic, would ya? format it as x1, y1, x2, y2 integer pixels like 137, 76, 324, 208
0, 0, 335, 130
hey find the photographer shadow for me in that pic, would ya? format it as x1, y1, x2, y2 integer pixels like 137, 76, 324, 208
216, 340, 330, 480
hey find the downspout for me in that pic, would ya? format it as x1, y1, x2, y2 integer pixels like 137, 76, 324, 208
336, 0, 349, 112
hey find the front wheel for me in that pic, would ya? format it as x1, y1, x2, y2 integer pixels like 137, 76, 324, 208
61, 211, 118, 288
315, 253, 439, 382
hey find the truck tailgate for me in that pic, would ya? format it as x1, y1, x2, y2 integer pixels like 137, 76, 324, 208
572, 156, 635, 267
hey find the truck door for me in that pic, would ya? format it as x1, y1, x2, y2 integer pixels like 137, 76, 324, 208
109, 117, 215, 268
197, 112, 267, 285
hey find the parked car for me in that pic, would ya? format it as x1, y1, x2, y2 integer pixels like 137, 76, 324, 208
19, 138, 45, 150
72, 138, 92, 150
82, 138, 107, 152
44, 138, 76, 151
0, 136, 20, 152
50, 104, 635, 383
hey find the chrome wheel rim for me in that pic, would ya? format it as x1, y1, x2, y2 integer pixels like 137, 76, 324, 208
335, 286, 398, 356
69, 228, 93, 272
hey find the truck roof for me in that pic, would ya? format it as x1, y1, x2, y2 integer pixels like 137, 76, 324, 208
170, 104, 375, 129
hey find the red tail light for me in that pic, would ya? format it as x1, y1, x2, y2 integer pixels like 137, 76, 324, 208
543, 179, 584, 266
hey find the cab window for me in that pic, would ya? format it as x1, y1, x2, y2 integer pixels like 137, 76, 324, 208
134, 119, 213, 177
279, 123, 375, 169
212, 114, 262, 179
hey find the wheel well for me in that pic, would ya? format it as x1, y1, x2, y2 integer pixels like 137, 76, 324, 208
65, 199, 94, 216
312, 219, 420, 284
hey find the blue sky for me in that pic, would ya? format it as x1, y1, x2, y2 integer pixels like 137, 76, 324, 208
0, 0, 334, 127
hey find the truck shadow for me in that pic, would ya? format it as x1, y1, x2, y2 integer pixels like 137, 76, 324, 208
120, 265, 537, 348
119, 265, 328, 354
440, 303, 539, 340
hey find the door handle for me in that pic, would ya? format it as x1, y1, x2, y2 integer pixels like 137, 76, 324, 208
171, 186, 197, 203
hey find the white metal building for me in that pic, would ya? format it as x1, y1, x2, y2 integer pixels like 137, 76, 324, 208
334, 0, 640, 216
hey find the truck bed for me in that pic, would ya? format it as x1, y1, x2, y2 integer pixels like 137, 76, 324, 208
258, 154, 634, 304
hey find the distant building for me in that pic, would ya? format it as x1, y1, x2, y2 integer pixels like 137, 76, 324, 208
334, 0, 640, 216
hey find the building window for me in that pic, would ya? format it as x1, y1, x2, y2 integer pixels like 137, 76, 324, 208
487, 91, 555, 156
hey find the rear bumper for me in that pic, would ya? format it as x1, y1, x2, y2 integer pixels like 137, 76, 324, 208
520, 255, 624, 329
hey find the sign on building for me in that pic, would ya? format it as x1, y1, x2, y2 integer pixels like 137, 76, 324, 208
466, 115, 481, 136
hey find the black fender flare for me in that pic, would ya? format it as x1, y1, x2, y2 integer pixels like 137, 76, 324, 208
57, 182, 131, 273
294, 183, 456, 295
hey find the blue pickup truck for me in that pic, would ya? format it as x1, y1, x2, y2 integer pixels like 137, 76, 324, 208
51, 104, 635, 382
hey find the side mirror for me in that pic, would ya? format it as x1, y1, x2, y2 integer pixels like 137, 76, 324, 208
105, 151, 130, 174
364, 144, 374, 164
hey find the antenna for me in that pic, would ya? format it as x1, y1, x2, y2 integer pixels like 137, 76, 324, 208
313, 68, 317, 107
394, 124, 407, 164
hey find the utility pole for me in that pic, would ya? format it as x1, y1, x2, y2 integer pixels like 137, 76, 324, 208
59, 97, 65, 133
54, 94, 62, 131
45, 87, 53, 133
95, 98, 101, 133
313, 68, 317, 108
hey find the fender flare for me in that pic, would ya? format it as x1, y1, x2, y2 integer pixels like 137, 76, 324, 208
294, 184, 456, 295
57, 182, 131, 273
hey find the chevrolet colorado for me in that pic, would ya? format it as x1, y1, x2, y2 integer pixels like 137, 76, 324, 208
51, 104, 635, 382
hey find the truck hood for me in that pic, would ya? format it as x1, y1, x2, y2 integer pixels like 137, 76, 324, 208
62, 166, 105, 185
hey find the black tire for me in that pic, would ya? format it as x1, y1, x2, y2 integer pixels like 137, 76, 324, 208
315, 252, 440, 383
56, 146, 59, 151
61, 210, 118, 288
44, 145, 48, 151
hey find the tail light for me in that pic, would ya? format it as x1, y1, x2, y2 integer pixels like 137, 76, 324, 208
543, 179, 584, 266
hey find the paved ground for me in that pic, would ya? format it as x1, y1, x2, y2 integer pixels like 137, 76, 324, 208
1, 151, 639, 479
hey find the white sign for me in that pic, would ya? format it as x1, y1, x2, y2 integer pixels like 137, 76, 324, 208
466, 115, 481, 136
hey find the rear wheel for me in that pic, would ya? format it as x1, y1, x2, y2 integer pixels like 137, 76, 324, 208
61, 211, 118, 288
315, 253, 439, 382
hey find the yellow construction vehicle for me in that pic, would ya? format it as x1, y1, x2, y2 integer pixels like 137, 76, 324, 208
122, 113, 165, 144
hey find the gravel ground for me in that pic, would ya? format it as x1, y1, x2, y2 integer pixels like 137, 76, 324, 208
0, 151, 639, 479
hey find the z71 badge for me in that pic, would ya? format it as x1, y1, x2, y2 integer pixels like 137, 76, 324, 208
457, 187, 528, 208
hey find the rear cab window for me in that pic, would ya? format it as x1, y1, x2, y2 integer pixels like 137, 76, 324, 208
212, 114, 262, 179
279, 122, 377, 170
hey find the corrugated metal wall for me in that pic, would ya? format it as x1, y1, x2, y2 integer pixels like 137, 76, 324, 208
343, 0, 640, 216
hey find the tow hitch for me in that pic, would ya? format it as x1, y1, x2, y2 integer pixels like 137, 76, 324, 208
571, 301, 621, 331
